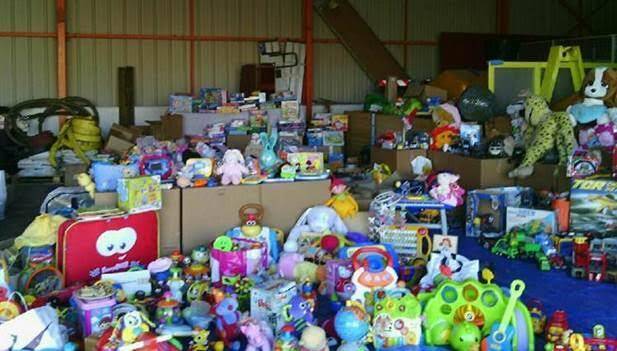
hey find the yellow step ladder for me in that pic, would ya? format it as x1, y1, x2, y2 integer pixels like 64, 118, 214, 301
540, 46, 585, 101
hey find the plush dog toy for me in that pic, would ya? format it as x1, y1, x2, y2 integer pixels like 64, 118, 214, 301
567, 67, 615, 125
508, 95, 576, 178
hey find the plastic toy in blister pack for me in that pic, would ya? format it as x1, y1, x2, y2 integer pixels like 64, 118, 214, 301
567, 148, 601, 178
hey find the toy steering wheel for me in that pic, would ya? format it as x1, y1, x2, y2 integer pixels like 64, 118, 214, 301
351, 247, 393, 271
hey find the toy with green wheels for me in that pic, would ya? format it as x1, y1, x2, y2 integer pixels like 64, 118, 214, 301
418, 279, 534, 351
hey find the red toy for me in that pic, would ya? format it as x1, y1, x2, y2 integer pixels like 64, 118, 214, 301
588, 239, 608, 282
546, 310, 569, 345
56, 211, 159, 286
573, 237, 590, 268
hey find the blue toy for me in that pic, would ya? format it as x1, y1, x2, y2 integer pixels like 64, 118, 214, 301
90, 162, 126, 192
334, 301, 371, 351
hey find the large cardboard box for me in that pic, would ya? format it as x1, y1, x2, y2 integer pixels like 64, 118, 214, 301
371, 147, 427, 178
515, 164, 570, 193
182, 185, 260, 253
94, 188, 181, 255
260, 180, 331, 232
346, 111, 434, 160
428, 151, 514, 190
227, 134, 251, 150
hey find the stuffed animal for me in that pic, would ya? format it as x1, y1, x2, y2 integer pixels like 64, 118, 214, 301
216, 149, 249, 185
508, 95, 576, 178
595, 122, 616, 147
75, 173, 95, 198
259, 131, 280, 176
240, 318, 274, 351
283, 295, 316, 333
214, 297, 241, 349
299, 326, 329, 351
430, 125, 459, 151
285, 206, 348, 253
429, 172, 465, 207
325, 177, 358, 219
432, 103, 462, 128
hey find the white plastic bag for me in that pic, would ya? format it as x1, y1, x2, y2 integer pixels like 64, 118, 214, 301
0, 305, 67, 350
420, 249, 479, 289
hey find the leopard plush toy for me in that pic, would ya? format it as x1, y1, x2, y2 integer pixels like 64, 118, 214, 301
508, 95, 576, 178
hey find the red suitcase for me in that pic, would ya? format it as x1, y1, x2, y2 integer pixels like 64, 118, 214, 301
56, 211, 159, 286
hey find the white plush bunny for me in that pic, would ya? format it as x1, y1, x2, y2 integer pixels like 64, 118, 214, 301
284, 206, 348, 253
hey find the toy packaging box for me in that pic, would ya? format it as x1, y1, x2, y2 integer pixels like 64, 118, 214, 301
168, 94, 192, 113
506, 207, 557, 234
570, 179, 617, 237
466, 187, 534, 237
331, 114, 349, 131
281, 100, 300, 121
287, 152, 324, 176
250, 278, 297, 330
117, 175, 162, 213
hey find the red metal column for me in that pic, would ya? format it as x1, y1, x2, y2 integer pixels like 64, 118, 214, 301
496, 0, 510, 34
56, 0, 67, 125
403, 0, 408, 71
303, 0, 314, 120
188, 0, 196, 95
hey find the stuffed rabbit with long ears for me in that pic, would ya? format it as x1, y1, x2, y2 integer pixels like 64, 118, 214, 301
284, 206, 348, 253
259, 131, 280, 176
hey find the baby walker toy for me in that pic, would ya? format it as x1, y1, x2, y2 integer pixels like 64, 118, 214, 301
227, 203, 281, 263
349, 247, 399, 305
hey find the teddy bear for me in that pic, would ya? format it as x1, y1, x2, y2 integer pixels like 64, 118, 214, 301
216, 149, 248, 185
429, 172, 465, 207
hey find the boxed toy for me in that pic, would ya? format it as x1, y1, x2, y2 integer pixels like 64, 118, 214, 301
250, 278, 297, 330
168, 94, 192, 113
281, 100, 300, 121
117, 175, 162, 213
331, 114, 349, 131
466, 187, 534, 238
570, 179, 617, 237
506, 207, 557, 234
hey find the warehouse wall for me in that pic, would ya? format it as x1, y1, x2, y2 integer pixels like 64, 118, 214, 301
0, 0, 611, 107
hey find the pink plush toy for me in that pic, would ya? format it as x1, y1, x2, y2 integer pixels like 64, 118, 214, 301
595, 122, 616, 148
217, 149, 249, 185
429, 172, 465, 207
240, 318, 274, 351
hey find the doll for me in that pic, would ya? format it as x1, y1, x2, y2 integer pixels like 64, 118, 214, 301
325, 177, 358, 219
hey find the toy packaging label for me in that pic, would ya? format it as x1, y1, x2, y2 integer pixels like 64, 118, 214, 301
250, 279, 297, 330
506, 207, 557, 234
56, 211, 159, 286
465, 187, 534, 237
323, 130, 345, 146
460, 122, 482, 147
168, 94, 193, 113
331, 114, 349, 131
311, 113, 331, 127
570, 179, 617, 237
281, 100, 300, 121
287, 152, 324, 176
117, 175, 162, 213
199, 88, 227, 110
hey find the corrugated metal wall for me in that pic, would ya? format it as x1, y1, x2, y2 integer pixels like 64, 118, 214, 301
0, 0, 56, 106
0, 0, 609, 106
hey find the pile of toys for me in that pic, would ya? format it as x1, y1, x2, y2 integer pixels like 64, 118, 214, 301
0, 177, 544, 351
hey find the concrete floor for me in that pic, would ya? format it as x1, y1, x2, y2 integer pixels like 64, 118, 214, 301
0, 182, 58, 247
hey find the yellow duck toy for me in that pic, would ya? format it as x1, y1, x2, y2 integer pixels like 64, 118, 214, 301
325, 177, 358, 219
75, 173, 95, 199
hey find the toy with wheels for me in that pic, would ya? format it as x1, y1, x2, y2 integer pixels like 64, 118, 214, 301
419, 279, 534, 351
350, 247, 398, 305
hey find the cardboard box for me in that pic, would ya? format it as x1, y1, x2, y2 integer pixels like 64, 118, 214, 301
346, 111, 434, 161
182, 185, 261, 253
94, 188, 181, 255
63, 163, 88, 186
260, 180, 331, 232
428, 151, 514, 190
83, 335, 99, 351
104, 134, 135, 156
371, 147, 427, 178
405, 83, 448, 102
484, 116, 512, 138
515, 164, 570, 193
147, 114, 184, 141
250, 279, 297, 330
109, 123, 141, 142
227, 134, 251, 150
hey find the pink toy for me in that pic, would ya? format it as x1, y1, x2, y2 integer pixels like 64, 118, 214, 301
240, 318, 274, 351
210, 238, 268, 284
595, 122, 616, 148
429, 172, 465, 207
217, 149, 249, 185
278, 252, 305, 280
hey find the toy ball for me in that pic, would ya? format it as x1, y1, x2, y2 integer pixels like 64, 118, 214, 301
449, 322, 481, 351
334, 309, 370, 342
457, 86, 496, 122
321, 235, 340, 253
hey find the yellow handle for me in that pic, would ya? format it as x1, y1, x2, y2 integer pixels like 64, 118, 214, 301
417, 228, 432, 258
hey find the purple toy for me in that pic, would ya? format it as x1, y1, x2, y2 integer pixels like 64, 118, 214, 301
240, 318, 274, 351
282, 295, 315, 334
214, 297, 242, 349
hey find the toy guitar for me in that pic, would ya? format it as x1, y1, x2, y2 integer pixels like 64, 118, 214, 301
482, 280, 525, 351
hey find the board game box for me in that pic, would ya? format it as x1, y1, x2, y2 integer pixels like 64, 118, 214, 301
570, 179, 617, 237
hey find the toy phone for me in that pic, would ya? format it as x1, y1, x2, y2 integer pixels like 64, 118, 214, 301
482, 280, 525, 351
